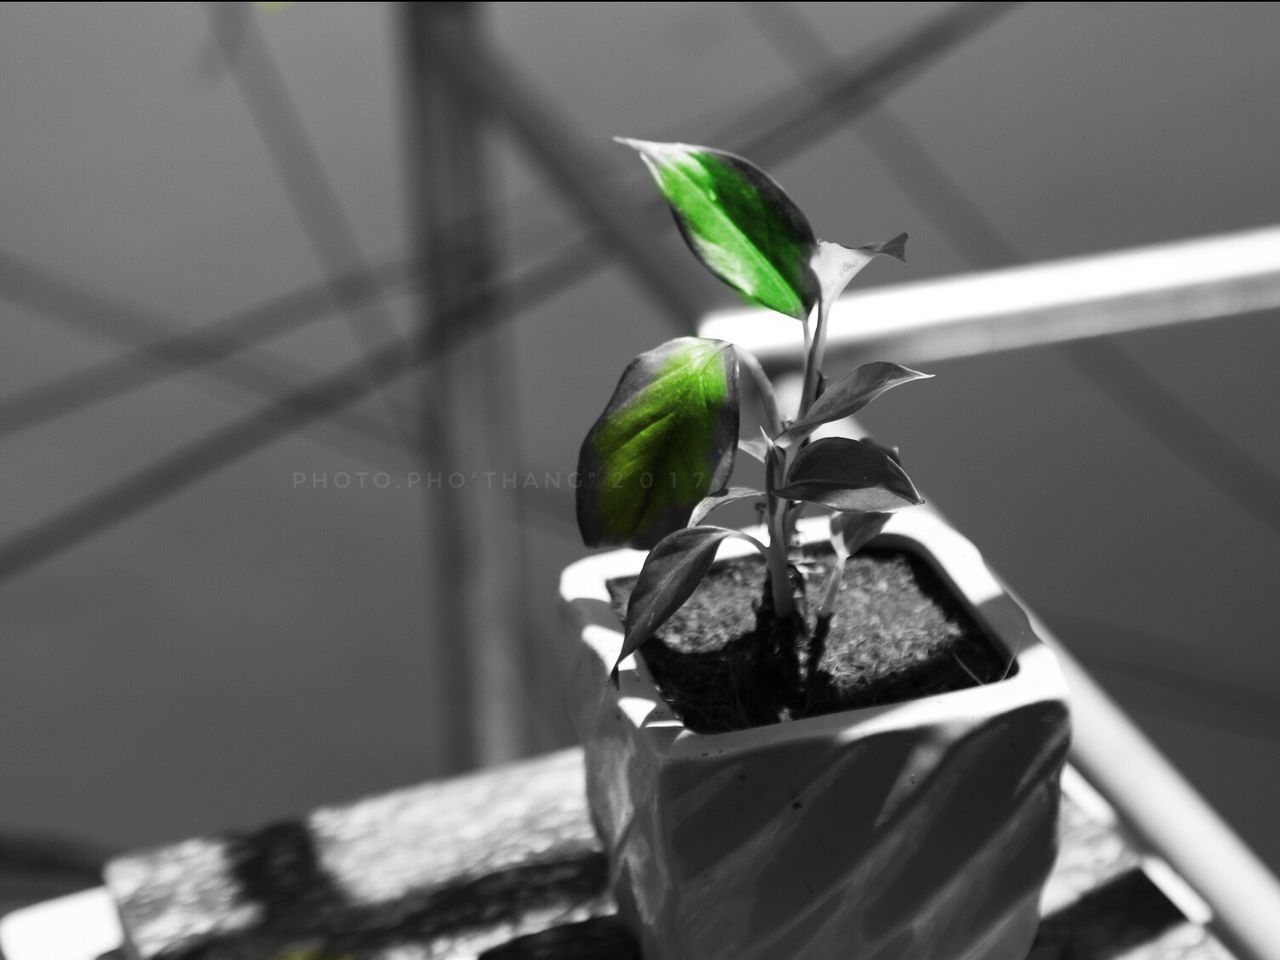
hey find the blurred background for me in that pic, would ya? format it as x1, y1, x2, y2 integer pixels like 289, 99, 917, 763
2, 0, 1279, 911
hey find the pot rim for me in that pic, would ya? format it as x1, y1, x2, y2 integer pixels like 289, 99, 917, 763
561, 508, 1069, 760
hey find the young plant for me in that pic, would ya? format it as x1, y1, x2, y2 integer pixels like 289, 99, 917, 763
576, 139, 931, 681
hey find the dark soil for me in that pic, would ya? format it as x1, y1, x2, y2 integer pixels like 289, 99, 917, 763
606, 546, 1014, 734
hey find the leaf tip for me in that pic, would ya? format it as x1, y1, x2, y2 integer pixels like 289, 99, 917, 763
883, 232, 909, 263
614, 136, 681, 160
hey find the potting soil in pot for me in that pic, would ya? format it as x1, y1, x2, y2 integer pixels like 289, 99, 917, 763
607, 546, 1013, 734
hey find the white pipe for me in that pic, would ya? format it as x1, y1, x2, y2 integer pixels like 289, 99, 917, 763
702, 225, 1280, 367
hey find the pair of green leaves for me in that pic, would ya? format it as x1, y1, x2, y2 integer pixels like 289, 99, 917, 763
578, 140, 925, 549
576, 139, 928, 674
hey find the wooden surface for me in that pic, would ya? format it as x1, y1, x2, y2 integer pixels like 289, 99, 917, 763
97, 749, 1233, 960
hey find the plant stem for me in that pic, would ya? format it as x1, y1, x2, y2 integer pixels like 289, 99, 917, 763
766, 492, 794, 619
799, 297, 829, 415
735, 347, 784, 437
817, 560, 844, 619
762, 443, 794, 619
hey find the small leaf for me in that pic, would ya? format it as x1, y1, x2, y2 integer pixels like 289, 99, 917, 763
620, 526, 765, 670
775, 437, 923, 512
765, 438, 787, 491
738, 435, 770, 463
688, 486, 765, 527
810, 235, 908, 307
820, 509, 891, 618
780, 362, 931, 443
618, 138, 818, 319
831, 510, 892, 563
577, 337, 739, 549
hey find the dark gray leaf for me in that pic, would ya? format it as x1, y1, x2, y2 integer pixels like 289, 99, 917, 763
781, 362, 931, 443
830, 510, 892, 563
688, 487, 765, 527
775, 437, 923, 512
620, 526, 765, 672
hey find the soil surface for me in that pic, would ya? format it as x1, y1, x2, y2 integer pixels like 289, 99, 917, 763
607, 546, 1014, 734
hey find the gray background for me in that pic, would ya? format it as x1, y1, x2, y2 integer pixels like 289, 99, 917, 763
2, 1, 1278, 873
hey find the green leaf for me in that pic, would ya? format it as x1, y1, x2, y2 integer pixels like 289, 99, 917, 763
577, 337, 739, 549
775, 437, 923, 512
688, 486, 765, 528
620, 526, 766, 671
618, 138, 818, 319
779, 362, 931, 443
830, 509, 892, 563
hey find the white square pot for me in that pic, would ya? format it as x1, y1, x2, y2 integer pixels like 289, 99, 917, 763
558, 509, 1071, 960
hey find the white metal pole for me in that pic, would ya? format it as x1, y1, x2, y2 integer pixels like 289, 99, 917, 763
702, 225, 1280, 367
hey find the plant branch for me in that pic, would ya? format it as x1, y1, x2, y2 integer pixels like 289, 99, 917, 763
734, 347, 784, 437
799, 296, 831, 415
763, 446, 796, 618
817, 561, 844, 620
766, 494, 795, 618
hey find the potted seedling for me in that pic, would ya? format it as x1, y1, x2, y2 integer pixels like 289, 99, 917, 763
558, 140, 1071, 960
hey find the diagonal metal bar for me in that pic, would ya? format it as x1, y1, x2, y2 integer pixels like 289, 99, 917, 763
737, 2, 1024, 261
0, 249, 413, 461
0, 247, 575, 528
203, 2, 421, 445
1028, 607, 1280, 960
1047, 611, 1280, 739
416, 3, 1017, 335
0, 253, 412, 441
725, 1, 1020, 164
0, 237, 599, 586
0, 213, 556, 441
424, 14, 707, 330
